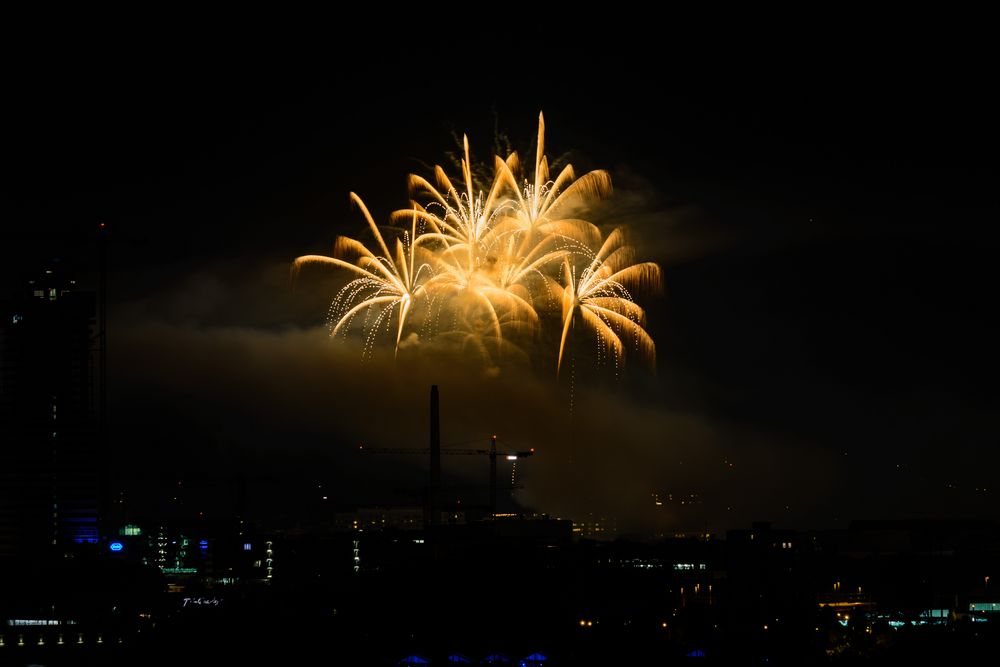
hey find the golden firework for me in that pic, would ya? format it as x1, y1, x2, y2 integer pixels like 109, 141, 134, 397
294, 113, 661, 374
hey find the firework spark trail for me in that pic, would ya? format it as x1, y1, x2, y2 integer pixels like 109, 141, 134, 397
293, 196, 431, 358
294, 113, 661, 374
556, 228, 661, 376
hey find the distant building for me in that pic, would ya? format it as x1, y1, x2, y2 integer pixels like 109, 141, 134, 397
572, 513, 617, 540
725, 521, 810, 637
333, 506, 425, 532
105, 517, 275, 584
0, 268, 100, 556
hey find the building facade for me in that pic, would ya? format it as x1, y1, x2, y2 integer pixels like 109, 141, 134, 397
0, 269, 100, 556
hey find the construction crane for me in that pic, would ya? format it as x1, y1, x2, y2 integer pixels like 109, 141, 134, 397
358, 385, 534, 523
357, 436, 533, 519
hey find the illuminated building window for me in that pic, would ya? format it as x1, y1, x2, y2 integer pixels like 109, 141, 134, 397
243, 543, 252, 551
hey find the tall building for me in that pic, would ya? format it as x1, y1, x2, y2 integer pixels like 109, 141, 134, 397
0, 267, 100, 556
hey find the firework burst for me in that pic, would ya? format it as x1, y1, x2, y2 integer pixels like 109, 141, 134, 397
294, 113, 661, 374
557, 228, 661, 377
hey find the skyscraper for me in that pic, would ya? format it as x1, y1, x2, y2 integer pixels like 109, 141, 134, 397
0, 267, 100, 556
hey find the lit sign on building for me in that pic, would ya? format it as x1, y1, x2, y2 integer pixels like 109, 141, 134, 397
182, 597, 222, 608
6, 619, 77, 626
109, 542, 123, 552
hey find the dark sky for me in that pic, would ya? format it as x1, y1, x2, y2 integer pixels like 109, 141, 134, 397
3, 39, 998, 533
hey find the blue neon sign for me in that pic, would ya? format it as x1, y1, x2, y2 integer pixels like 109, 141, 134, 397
109, 541, 123, 552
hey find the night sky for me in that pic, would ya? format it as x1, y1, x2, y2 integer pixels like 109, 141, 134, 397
3, 40, 998, 533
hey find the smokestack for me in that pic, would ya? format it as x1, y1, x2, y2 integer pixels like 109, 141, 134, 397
429, 385, 441, 526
